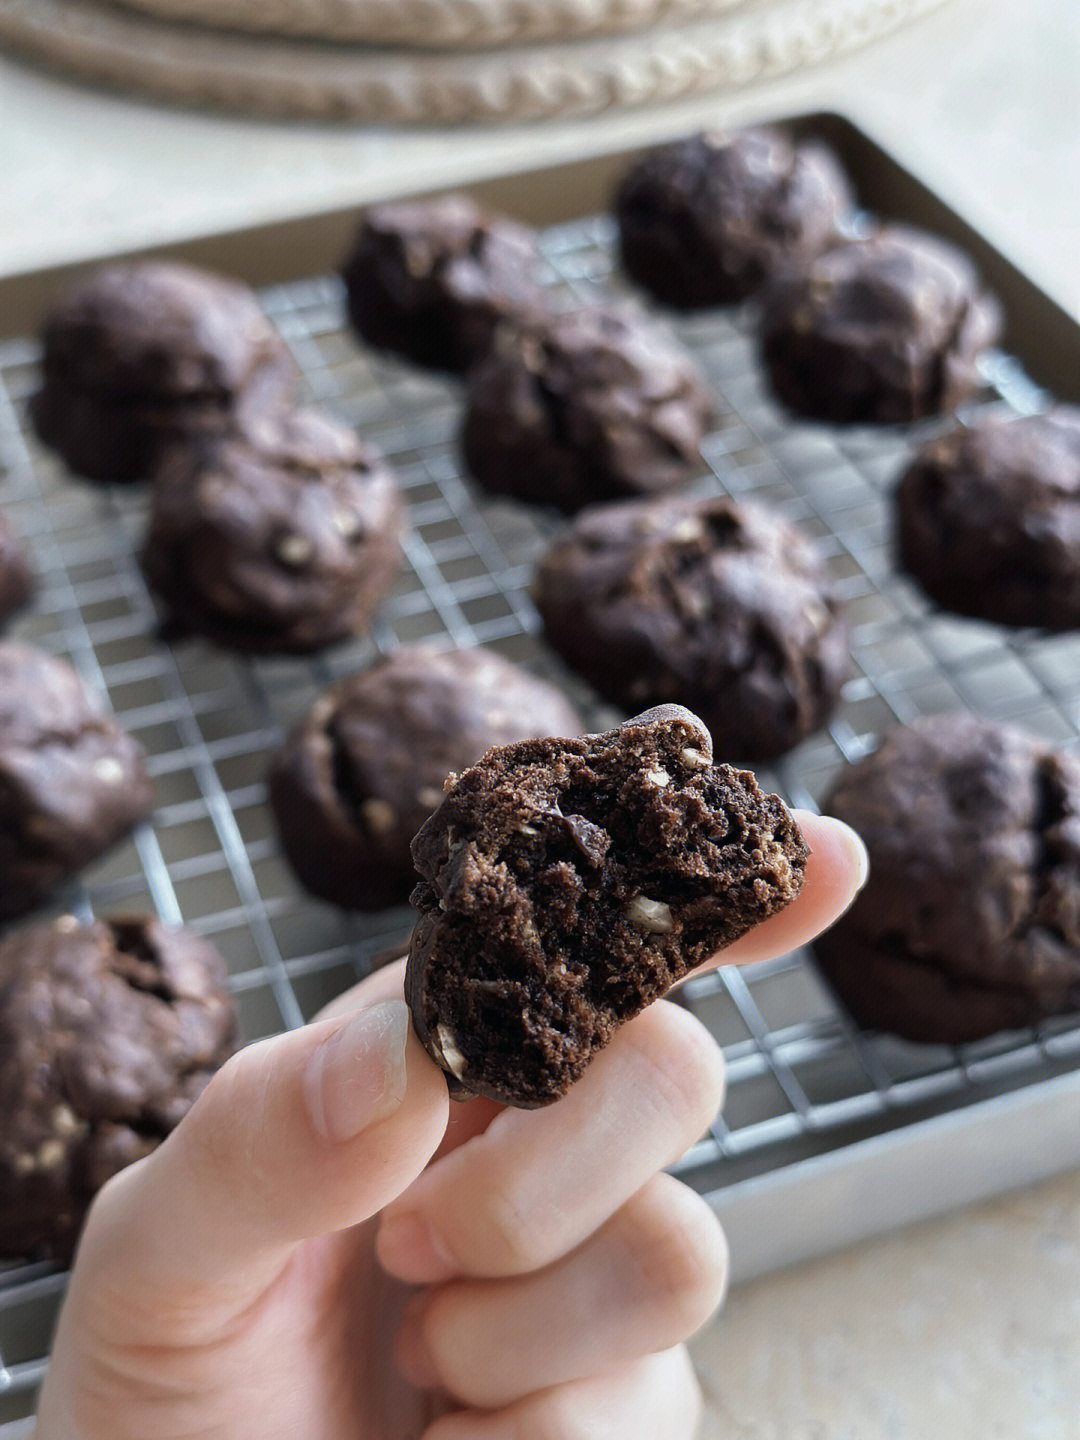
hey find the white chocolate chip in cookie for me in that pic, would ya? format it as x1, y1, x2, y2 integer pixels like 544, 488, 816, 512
679, 746, 710, 770
626, 896, 674, 934
360, 798, 397, 835
36, 1139, 66, 1170
51, 1104, 84, 1138
275, 533, 314, 568
435, 1024, 468, 1081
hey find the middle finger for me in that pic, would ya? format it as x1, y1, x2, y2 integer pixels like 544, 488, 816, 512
376, 998, 724, 1284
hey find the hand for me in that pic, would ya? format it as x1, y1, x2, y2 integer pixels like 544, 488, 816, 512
35, 812, 866, 1440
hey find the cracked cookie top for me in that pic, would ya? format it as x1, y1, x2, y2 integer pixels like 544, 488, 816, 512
533, 493, 850, 762
616, 127, 854, 309
896, 409, 1080, 629
141, 406, 405, 654
462, 305, 713, 513
814, 713, 1080, 1042
268, 645, 583, 911
0, 913, 237, 1260
0, 642, 155, 920
761, 226, 1001, 424
341, 193, 545, 373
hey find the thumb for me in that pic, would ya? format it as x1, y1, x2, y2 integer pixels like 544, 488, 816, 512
77, 997, 449, 1299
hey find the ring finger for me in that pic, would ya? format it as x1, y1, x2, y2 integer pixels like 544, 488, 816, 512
395, 1172, 728, 1411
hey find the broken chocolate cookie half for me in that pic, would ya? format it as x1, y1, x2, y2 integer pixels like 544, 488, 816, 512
406, 704, 806, 1107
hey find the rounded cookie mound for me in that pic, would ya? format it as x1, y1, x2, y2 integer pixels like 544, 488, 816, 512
0, 913, 238, 1262
407, 704, 806, 1107
141, 407, 405, 653
31, 260, 298, 484
896, 409, 1080, 629
813, 713, 1080, 1043
269, 645, 583, 911
533, 493, 849, 762
0, 642, 154, 921
615, 127, 853, 309
462, 306, 712, 513
341, 194, 544, 373
761, 227, 1000, 424
0, 511, 34, 627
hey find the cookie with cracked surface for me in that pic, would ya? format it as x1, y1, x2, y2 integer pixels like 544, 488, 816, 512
0, 642, 154, 921
462, 306, 713, 513
896, 409, 1080, 629
341, 194, 545, 373
30, 259, 298, 484
0, 512, 34, 626
269, 646, 583, 911
813, 713, 1080, 1043
141, 406, 405, 653
532, 493, 849, 762
761, 227, 1000, 424
0, 913, 238, 1261
407, 704, 807, 1107
615, 127, 853, 309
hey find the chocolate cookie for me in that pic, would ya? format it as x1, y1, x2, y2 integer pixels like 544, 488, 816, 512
615, 127, 853, 309
31, 260, 298, 483
141, 407, 405, 653
0, 512, 34, 626
813, 713, 1080, 1043
761, 227, 1001, 424
341, 194, 544, 372
269, 646, 583, 911
0, 642, 154, 921
407, 704, 806, 1107
0, 913, 237, 1261
896, 409, 1080, 628
533, 494, 849, 762
462, 306, 713, 513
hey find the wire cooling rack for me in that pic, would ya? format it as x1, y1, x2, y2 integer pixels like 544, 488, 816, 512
1, 212, 1079, 1422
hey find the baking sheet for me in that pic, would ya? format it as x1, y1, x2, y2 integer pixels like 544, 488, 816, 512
2, 118, 1080, 1423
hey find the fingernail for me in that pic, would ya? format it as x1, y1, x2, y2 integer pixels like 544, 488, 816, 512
377, 1210, 457, 1283
304, 1000, 410, 1143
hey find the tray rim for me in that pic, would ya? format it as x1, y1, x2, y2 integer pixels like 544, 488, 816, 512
0, 109, 1077, 403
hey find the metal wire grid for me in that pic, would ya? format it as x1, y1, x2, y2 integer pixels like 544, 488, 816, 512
1, 212, 1079, 1419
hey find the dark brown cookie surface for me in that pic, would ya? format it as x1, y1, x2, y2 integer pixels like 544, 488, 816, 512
0, 913, 237, 1261
897, 409, 1080, 628
141, 407, 405, 653
462, 306, 713, 513
407, 704, 806, 1107
813, 713, 1080, 1043
269, 646, 583, 911
30, 260, 298, 483
616, 127, 853, 309
761, 227, 1000, 424
341, 194, 544, 373
0, 642, 154, 921
533, 494, 849, 762
0, 512, 34, 626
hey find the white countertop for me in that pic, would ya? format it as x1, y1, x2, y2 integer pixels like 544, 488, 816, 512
4, 0, 1080, 1430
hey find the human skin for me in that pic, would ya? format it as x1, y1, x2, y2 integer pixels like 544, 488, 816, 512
35, 811, 866, 1440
